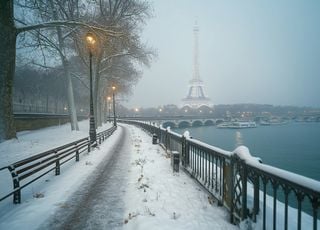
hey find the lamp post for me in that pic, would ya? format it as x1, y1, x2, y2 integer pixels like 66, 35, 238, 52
107, 96, 111, 123
112, 86, 117, 126
85, 32, 97, 146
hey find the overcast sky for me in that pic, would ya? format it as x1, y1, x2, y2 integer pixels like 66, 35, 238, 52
124, 0, 320, 109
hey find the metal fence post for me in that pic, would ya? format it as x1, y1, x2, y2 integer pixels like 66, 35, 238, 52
165, 129, 169, 152
222, 157, 232, 221
9, 166, 21, 204
158, 126, 162, 144
311, 197, 319, 230
185, 139, 189, 167
241, 160, 248, 220
55, 151, 60, 176
253, 174, 260, 222
181, 136, 186, 167
88, 137, 91, 152
75, 143, 79, 162
13, 177, 21, 204
229, 156, 235, 224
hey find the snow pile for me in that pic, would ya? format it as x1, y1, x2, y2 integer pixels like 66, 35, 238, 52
233, 145, 262, 163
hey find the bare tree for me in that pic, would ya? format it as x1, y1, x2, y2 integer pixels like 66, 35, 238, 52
88, 0, 155, 126
0, 0, 122, 141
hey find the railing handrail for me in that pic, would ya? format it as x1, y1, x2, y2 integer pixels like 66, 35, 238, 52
9, 137, 89, 169
120, 119, 320, 229
247, 159, 320, 195
124, 119, 320, 191
0, 125, 117, 204
188, 137, 233, 158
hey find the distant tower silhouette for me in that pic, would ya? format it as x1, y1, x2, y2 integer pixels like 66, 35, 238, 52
181, 22, 212, 109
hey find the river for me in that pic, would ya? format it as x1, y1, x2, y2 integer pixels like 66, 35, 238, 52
173, 122, 320, 181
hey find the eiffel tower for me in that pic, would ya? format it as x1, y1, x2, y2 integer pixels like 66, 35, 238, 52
181, 22, 212, 109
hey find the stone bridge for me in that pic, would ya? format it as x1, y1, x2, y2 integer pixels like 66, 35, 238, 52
119, 114, 320, 129
119, 116, 224, 128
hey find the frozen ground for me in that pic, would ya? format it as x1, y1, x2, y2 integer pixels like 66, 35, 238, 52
0, 122, 237, 230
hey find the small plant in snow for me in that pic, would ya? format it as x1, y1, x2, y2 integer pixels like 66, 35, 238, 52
33, 192, 44, 198
172, 212, 180, 220
145, 206, 155, 216
138, 174, 144, 182
125, 212, 139, 223
135, 158, 146, 166
139, 184, 149, 190
135, 158, 146, 173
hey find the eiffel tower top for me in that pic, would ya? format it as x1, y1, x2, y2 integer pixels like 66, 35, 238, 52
181, 22, 213, 109
192, 21, 200, 83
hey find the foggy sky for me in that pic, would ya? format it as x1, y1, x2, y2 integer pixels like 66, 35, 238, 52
124, 0, 320, 109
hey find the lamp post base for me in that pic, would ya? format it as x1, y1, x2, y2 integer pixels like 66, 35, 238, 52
89, 115, 97, 147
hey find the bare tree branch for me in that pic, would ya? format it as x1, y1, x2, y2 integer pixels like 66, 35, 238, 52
16, 20, 125, 36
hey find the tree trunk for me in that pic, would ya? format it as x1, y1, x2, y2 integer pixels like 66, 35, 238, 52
63, 58, 79, 130
0, 1, 17, 141
49, 0, 79, 131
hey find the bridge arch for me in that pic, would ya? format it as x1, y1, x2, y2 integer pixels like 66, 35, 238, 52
192, 120, 203, 127
204, 120, 215, 126
215, 119, 224, 125
178, 121, 191, 128
162, 121, 176, 129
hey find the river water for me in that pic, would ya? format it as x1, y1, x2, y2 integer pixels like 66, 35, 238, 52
173, 122, 320, 181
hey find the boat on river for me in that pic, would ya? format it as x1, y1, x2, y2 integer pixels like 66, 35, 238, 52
260, 120, 289, 126
217, 121, 257, 129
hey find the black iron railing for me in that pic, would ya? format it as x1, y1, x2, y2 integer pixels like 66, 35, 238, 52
120, 120, 320, 230
0, 126, 116, 204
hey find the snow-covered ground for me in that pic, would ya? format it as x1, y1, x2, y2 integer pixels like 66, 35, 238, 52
121, 124, 237, 230
0, 120, 112, 168
0, 122, 237, 229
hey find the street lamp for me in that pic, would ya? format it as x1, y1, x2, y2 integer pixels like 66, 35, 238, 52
107, 96, 111, 123
112, 86, 117, 126
85, 32, 97, 146
134, 108, 139, 117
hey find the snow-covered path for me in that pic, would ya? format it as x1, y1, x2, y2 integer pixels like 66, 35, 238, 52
41, 126, 132, 229
120, 124, 237, 230
0, 123, 238, 230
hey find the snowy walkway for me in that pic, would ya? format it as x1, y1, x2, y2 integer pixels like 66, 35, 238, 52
41, 125, 132, 229
0, 123, 238, 230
